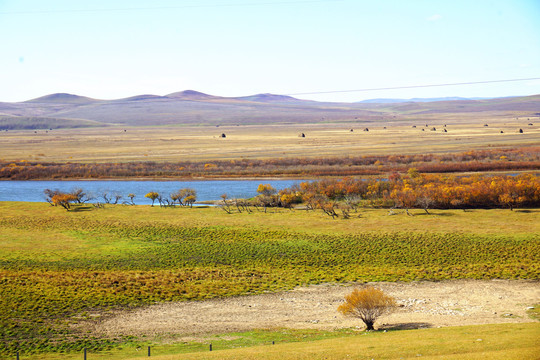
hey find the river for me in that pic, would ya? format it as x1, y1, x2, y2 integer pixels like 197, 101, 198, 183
0, 180, 304, 204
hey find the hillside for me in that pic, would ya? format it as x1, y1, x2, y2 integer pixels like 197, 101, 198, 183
25, 93, 98, 104
0, 115, 103, 130
0, 92, 538, 128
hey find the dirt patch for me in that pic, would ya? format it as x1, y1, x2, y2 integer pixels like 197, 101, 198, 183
85, 280, 539, 338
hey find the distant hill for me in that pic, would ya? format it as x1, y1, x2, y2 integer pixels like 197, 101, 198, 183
166, 90, 220, 101
25, 93, 98, 104
235, 93, 307, 103
0, 91, 537, 127
117, 94, 169, 102
358, 96, 498, 103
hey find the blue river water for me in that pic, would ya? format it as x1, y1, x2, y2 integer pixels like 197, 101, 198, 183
0, 180, 304, 205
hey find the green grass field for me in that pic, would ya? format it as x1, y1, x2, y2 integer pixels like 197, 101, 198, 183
1, 202, 538, 357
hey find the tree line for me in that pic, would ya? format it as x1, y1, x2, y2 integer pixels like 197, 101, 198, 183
3, 147, 538, 179
274, 172, 540, 216
43, 172, 539, 214
215, 173, 539, 217
44, 188, 197, 210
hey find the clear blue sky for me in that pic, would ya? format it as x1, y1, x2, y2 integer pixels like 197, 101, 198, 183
1, 0, 539, 102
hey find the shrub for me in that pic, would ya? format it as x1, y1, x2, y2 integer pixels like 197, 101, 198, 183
338, 287, 396, 330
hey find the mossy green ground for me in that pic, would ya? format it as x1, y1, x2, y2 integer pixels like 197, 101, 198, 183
1, 202, 538, 356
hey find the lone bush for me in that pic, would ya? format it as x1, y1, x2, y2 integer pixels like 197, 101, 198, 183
338, 286, 396, 330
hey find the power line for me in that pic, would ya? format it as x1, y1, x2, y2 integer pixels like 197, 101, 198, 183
286, 77, 540, 96
0, 0, 341, 15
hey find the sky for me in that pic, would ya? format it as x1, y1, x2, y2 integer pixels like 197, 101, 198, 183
1, 0, 539, 102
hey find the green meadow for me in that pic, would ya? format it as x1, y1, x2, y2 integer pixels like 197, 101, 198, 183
0, 202, 538, 356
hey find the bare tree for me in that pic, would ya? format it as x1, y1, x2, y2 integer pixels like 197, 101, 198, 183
416, 196, 435, 215
70, 188, 92, 204
112, 192, 122, 205
102, 192, 111, 204
219, 193, 233, 214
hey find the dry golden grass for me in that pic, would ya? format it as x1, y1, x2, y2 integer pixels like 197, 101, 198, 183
0, 117, 538, 163
18, 323, 540, 359
128, 323, 540, 360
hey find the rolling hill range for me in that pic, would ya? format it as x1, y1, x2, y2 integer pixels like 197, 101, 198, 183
0, 91, 539, 129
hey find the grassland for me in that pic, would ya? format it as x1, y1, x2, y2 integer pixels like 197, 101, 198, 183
0, 202, 538, 356
10, 324, 540, 359
134, 323, 540, 360
2, 94, 538, 359
0, 119, 538, 163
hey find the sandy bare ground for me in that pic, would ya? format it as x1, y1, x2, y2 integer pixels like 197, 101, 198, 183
87, 280, 539, 339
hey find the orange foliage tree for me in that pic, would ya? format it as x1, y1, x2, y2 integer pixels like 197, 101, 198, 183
290, 173, 539, 212
51, 193, 78, 210
256, 184, 277, 212
338, 287, 396, 330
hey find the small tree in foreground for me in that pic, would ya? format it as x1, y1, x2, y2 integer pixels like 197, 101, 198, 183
338, 287, 396, 330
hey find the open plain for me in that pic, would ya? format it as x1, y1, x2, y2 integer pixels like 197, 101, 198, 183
1, 120, 539, 163
1, 93, 539, 163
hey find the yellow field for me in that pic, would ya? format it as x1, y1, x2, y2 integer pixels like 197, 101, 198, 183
142, 323, 540, 360
1, 118, 538, 163
22, 323, 539, 360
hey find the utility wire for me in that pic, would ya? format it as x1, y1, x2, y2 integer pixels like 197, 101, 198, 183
286, 77, 540, 96
0, 0, 340, 15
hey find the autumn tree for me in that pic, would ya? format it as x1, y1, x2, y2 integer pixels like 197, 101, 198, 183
145, 191, 159, 206
389, 186, 416, 215
257, 183, 277, 197
498, 193, 525, 211
256, 184, 277, 212
44, 189, 61, 205
51, 193, 78, 210
337, 287, 396, 330
320, 198, 339, 219
171, 188, 197, 207
278, 188, 302, 209
170, 190, 183, 206
407, 167, 420, 179
182, 188, 197, 207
